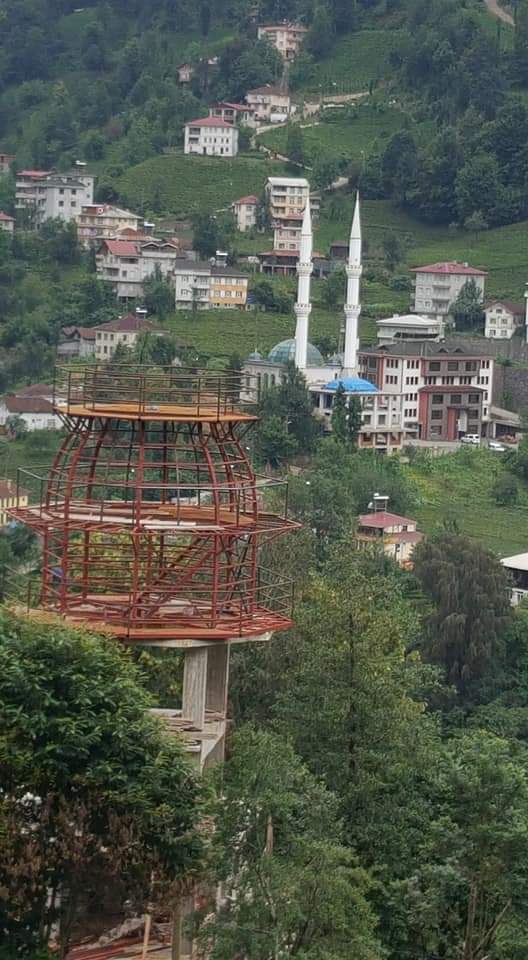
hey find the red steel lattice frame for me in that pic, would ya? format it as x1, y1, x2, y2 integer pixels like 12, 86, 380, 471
10, 365, 298, 643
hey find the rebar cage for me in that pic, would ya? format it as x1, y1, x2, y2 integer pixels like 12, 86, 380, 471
10, 364, 298, 643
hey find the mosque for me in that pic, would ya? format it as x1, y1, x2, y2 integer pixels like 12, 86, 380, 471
242, 195, 406, 453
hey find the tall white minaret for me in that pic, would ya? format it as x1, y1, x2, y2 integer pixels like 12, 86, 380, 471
342, 193, 362, 376
294, 199, 313, 370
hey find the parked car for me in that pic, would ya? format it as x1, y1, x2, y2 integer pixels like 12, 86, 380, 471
488, 440, 506, 452
461, 434, 480, 445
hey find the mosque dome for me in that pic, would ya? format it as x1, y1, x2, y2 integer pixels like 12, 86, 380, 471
267, 338, 324, 366
247, 350, 264, 361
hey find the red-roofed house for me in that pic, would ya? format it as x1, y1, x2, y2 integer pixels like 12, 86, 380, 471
96, 237, 181, 299
209, 102, 256, 127
93, 313, 162, 360
354, 509, 423, 566
0, 385, 61, 431
411, 261, 487, 317
184, 117, 238, 157
232, 195, 258, 232
0, 211, 14, 234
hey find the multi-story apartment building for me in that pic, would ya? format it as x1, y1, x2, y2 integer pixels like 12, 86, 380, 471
16, 170, 95, 226
245, 85, 291, 122
15, 170, 52, 210
273, 214, 303, 251
173, 260, 248, 310
484, 301, 524, 340
93, 314, 162, 360
265, 176, 310, 219
359, 341, 494, 441
232, 195, 258, 232
208, 102, 256, 127
77, 204, 142, 248
257, 22, 308, 60
310, 377, 406, 453
411, 261, 487, 317
184, 117, 238, 157
0, 153, 15, 175
96, 238, 181, 299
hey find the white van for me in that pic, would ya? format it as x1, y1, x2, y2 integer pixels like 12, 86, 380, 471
460, 434, 480, 445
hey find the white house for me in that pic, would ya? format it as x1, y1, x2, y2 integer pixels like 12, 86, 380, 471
257, 23, 308, 60
77, 204, 142, 248
184, 117, 238, 157
411, 261, 487, 317
0, 211, 14, 234
0, 383, 61, 431
34, 175, 94, 226
273, 213, 303, 251
96, 237, 180, 299
501, 553, 528, 606
376, 314, 445, 344
173, 259, 249, 310
93, 313, 162, 360
15, 170, 52, 210
245, 85, 291, 123
232, 195, 258, 232
484, 301, 524, 340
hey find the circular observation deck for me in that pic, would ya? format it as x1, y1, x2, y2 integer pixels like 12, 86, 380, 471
53, 364, 258, 424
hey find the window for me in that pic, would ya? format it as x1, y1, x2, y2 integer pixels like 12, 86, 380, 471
59, 188, 64, 195
465, 361, 477, 371
432, 394, 443, 404
447, 361, 458, 371
378, 414, 386, 425
431, 410, 443, 420
368, 358, 377, 368
58, 201, 64, 207
450, 394, 462, 404
468, 393, 480, 404
468, 408, 480, 418
429, 361, 441, 371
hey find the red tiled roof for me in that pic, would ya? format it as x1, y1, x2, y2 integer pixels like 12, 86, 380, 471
412, 261, 488, 276
17, 169, 51, 179
4, 396, 54, 414
214, 101, 250, 111
100, 239, 139, 256
13, 383, 52, 398
186, 116, 235, 128
235, 195, 258, 205
93, 313, 161, 334
358, 511, 418, 529
0, 211, 14, 221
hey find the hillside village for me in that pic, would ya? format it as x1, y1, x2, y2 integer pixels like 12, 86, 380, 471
4, 2, 528, 959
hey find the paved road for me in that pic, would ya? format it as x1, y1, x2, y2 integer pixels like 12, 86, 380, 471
484, 0, 514, 26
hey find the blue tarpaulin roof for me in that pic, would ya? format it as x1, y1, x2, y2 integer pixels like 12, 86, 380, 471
323, 377, 379, 394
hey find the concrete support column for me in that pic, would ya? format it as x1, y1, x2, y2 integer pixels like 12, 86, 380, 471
206, 642, 230, 715
182, 647, 208, 729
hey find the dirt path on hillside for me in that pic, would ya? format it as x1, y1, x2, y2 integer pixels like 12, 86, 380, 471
484, 0, 514, 27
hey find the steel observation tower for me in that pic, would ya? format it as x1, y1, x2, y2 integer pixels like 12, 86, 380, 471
10, 364, 298, 769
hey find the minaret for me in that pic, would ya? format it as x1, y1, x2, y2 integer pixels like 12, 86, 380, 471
343, 193, 362, 376
294, 199, 313, 370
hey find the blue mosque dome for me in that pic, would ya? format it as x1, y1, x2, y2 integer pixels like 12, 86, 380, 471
267, 338, 324, 366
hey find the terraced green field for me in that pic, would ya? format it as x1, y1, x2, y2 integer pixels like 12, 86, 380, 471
260, 103, 406, 165
294, 29, 405, 95
115, 154, 286, 217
